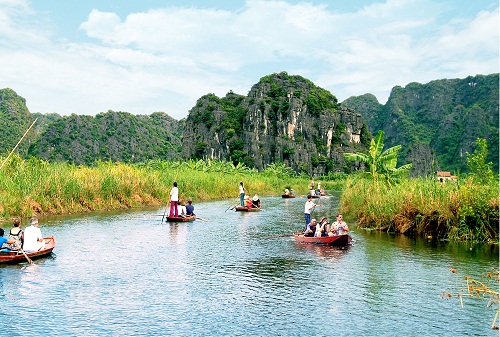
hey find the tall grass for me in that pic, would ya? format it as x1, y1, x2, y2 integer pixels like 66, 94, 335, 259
341, 175, 499, 243
0, 156, 313, 219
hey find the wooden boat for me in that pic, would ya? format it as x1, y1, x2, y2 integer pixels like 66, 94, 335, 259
235, 206, 261, 212
282, 194, 295, 198
0, 236, 56, 264
166, 215, 196, 222
307, 194, 320, 199
294, 232, 352, 246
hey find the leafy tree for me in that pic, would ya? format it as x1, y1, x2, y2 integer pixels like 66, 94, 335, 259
343, 130, 412, 185
466, 138, 495, 184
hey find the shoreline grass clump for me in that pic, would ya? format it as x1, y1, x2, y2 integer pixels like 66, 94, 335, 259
341, 175, 499, 243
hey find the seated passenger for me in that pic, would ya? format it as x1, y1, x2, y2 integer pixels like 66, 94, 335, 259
304, 219, 317, 237
5, 217, 23, 251
185, 199, 195, 216
318, 217, 330, 237
284, 188, 290, 196
0, 228, 17, 252
252, 194, 261, 208
244, 195, 252, 208
329, 214, 349, 236
177, 200, 187, 217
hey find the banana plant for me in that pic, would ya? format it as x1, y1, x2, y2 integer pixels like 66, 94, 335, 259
344, 130, 412, 185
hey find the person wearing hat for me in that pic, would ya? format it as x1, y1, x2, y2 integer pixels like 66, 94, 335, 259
23, 217, 45, 253
251, 194, 261, 208
304, 196, 318, 230
304, 219, 317, 237
244, 194, 252, 208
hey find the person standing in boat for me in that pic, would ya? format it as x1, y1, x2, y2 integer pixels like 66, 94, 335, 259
185, 198, 195, 216
169, 182, 179, 217
238, 182, 245, 206
23, 217, 45, 252
304, 196, 318, 230
329, 214, 349, 236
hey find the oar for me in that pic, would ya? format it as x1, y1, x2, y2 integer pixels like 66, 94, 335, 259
225, 202, 239, 212
196, 217, 209, 222
160, 203, 168, 224
15, 242, 33, 264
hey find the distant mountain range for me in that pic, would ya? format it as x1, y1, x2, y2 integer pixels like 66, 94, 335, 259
0, 72, 497, 176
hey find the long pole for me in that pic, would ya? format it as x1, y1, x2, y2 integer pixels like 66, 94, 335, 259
0, 118, 38, 170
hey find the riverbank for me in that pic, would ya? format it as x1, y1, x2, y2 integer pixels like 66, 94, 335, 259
340, 176, 499, 243
0, 156, 320, 220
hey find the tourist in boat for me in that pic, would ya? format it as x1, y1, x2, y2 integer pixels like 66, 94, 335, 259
185, 198, 195, 216
5, 217, 23, 251
304, 219, 317, 237
290, 188, 295, 196
329, 214, 349, 236
251, 194, 261, 208
177, 200, 187, 217
284, 188, 290, 196
23, 217, 45, 253
304, 196, 318, 230
318, 217, 330, 237
169, 182, 179, 217
0, 228, 18, 251
244, 194, 252, 208
239, 182, 245, 206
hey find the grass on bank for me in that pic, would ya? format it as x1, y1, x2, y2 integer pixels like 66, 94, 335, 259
340, 175, 499, 243
0, 156, 318, 220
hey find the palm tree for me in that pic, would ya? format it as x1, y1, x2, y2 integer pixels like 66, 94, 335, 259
344, 130, 412, 185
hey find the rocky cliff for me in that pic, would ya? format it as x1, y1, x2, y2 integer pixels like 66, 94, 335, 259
343, 73, 499, 175
182, 72, 371, 176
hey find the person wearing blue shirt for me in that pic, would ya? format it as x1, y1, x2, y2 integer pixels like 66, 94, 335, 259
0, 228, 16, 251
185, 199, 195, 216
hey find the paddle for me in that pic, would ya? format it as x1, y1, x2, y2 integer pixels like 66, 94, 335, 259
160, 203, 168, 224
196, 217, 209, 222
15, 242, 33, 264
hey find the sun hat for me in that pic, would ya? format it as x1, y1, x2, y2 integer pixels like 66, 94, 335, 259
252, 194, 259, 201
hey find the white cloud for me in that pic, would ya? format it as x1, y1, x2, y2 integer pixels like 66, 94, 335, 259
0, 0, 497, 118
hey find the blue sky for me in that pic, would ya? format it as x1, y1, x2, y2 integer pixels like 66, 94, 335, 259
1, 0, 498, 119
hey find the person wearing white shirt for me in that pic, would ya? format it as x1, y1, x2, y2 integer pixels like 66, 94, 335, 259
169, 182, 179, 217
23, 217, 45, 252
304, 196, 318, 231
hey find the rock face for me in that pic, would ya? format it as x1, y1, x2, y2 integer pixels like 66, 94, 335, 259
343, 73, 499, 175
182, 72, 370, 176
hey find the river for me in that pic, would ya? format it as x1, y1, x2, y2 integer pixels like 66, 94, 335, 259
0, 193, 498, 336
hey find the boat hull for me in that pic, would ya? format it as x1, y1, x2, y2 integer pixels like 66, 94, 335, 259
282, 195, 295, 198
0, 236, 56, 264
166, 215, 196, 222
294, 233, 351, 246
235, 206, 261, 212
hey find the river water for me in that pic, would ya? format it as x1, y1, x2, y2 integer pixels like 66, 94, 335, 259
0, 193, 498, 336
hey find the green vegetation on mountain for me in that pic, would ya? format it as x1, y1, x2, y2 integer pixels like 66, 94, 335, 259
27, 110, 182, 165
343, 74, 499, 175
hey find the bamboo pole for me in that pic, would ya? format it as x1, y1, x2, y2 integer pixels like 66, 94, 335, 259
0, 118, 38, 170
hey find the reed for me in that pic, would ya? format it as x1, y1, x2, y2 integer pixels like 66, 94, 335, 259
0, 156, 313, 220
341, 175, 499, 243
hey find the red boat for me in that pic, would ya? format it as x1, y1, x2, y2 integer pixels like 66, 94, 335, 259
282, 194, 296, 198
235, 206, 261, 212
166, 215, 196, 222
294, 233, 352, 246
0, 236, 56, 264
